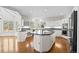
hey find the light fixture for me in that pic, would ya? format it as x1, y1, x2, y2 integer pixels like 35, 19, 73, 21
44, 9, 48, 12
29, 10, 32, 13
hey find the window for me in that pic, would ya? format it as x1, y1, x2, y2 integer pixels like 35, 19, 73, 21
23, 20, 29, 26
3, 21, 14, 32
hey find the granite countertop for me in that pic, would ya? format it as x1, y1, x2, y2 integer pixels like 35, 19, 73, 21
0, 32, 17, 36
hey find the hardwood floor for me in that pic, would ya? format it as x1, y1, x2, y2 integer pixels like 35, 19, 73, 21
18, 36, 70, 53
50, 37, 70, 53
18, 36, 34, 53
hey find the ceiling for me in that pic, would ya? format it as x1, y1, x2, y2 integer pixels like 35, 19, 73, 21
2, 6, 73, 20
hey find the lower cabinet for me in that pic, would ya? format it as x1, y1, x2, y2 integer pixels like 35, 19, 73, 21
33, 35, 53, 52
0, 36, 18, 53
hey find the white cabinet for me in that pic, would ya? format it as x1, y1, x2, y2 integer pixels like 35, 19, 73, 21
33, 34, 54, 52
17, 32, 27, 42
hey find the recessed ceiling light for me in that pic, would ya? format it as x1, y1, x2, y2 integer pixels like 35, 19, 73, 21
29, 10, 32, 13
44, 9, 48, 12
60, 13, 64, 15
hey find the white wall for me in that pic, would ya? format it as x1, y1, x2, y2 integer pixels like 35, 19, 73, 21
45, 18, 69, 27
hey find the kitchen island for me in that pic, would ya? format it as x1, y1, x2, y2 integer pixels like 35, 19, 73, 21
18, 35, 70, 53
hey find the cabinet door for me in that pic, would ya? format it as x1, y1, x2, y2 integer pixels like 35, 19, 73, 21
0, 39, 1, 52
41, 35, 52, 52
8, 37, 17, 52
33, 35, 41, 51
8, 38, 14, 52
0, 38, 2, 52
0, 36, 17, 53
3, 38, 9, 52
